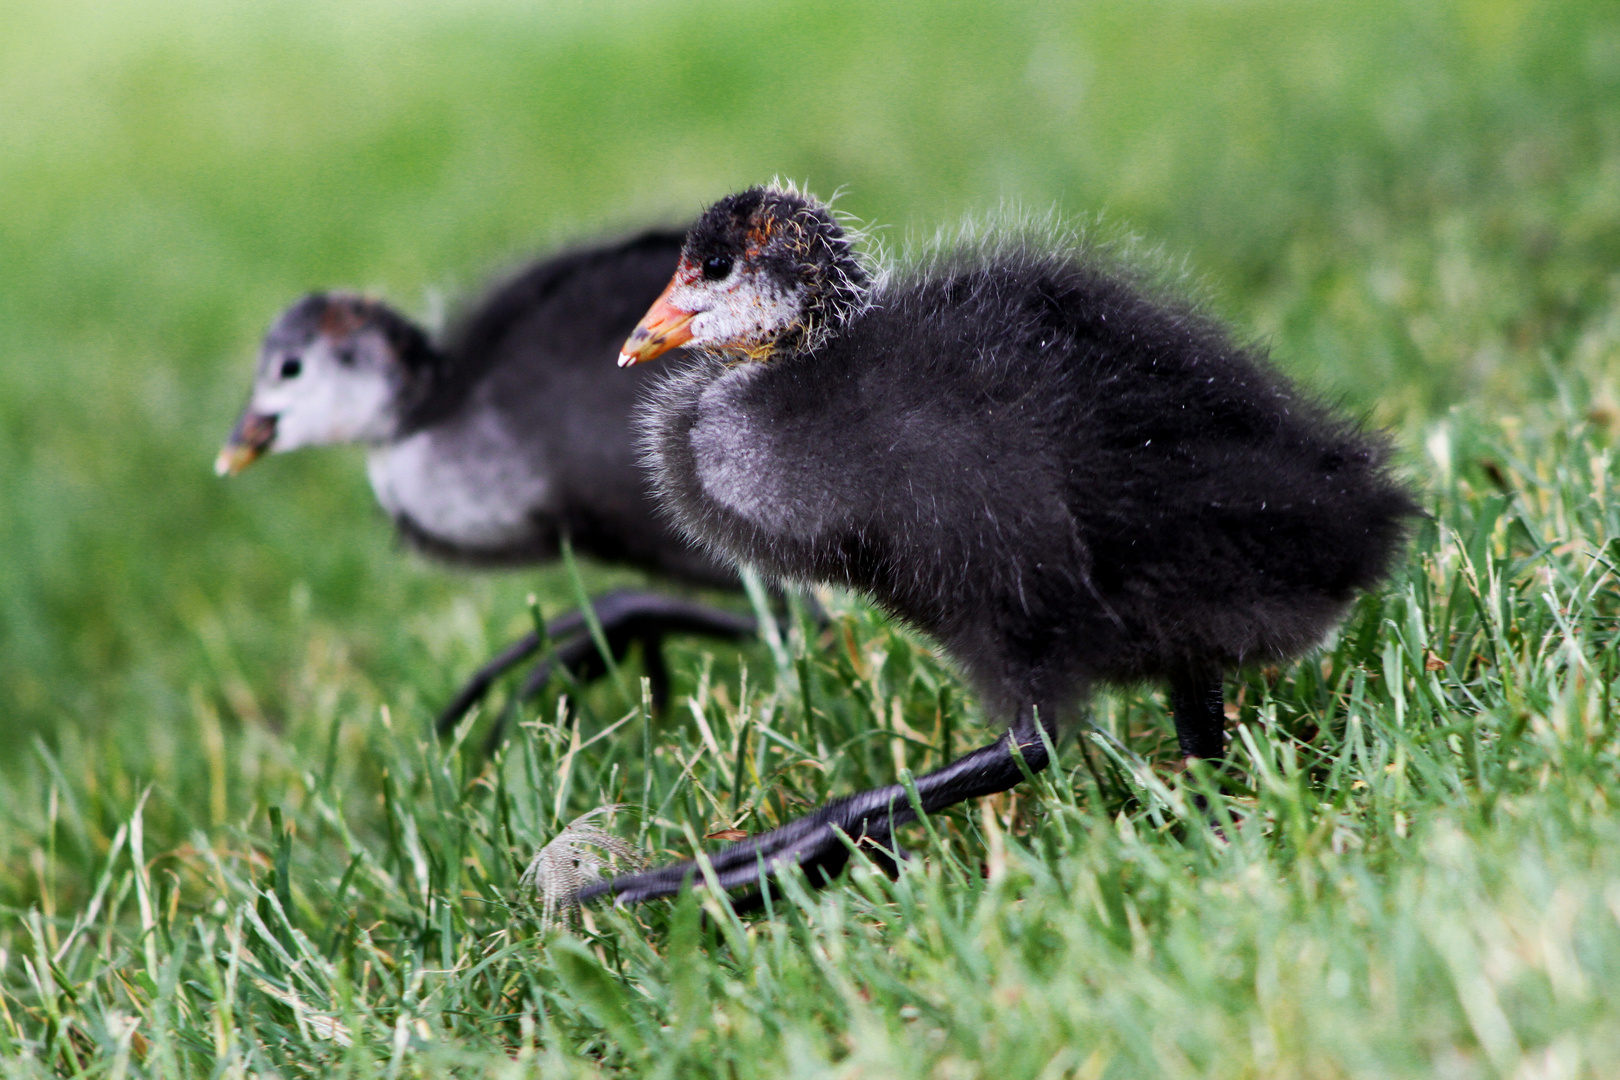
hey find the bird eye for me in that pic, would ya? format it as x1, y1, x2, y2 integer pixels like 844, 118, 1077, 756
280, 357, 303, 379
701, 255, 734, 281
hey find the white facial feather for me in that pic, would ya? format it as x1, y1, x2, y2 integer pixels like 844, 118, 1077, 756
249, 335, 399, 452
671, 270, 808, 356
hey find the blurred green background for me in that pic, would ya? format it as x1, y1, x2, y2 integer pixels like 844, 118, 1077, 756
1, 0, 1616, 754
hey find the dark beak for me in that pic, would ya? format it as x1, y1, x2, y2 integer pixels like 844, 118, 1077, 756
619, 277, 698, 367
215, 410, 277, 476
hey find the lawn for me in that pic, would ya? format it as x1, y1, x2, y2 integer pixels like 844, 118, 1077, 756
3, 0, 1620, 1075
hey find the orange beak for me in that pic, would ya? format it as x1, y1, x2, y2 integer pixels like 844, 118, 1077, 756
214, 410, 277, 476
619, 277, 698, 367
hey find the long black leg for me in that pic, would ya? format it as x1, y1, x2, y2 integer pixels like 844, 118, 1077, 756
584, 590, 760, 645
437, 605, 601, 734
478, 631, 596, 755
488, 617, 759, 751
436, 590, 758, 734
639, 634, 671, 713
510, 596, 757, 706
579, 712, 1058, 906
1169, 672, 1226, 761
436, 632, 543, 734
516, 632, 596, 698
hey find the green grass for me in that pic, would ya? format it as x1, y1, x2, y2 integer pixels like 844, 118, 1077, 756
3, 0, 1620, 1074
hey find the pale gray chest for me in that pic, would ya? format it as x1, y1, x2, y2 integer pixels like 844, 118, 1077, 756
367, 400, 555, 549
688, 368, 844, 539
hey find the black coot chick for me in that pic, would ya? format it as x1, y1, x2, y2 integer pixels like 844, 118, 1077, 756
584, 185, 1417, 906
217, 232, 756, 731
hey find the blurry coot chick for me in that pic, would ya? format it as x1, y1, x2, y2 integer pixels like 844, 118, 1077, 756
584, 185, 1418, 907
217, 231, 756, 733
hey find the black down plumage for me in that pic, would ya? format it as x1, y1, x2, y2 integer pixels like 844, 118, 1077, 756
585, 186, 1418, 907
